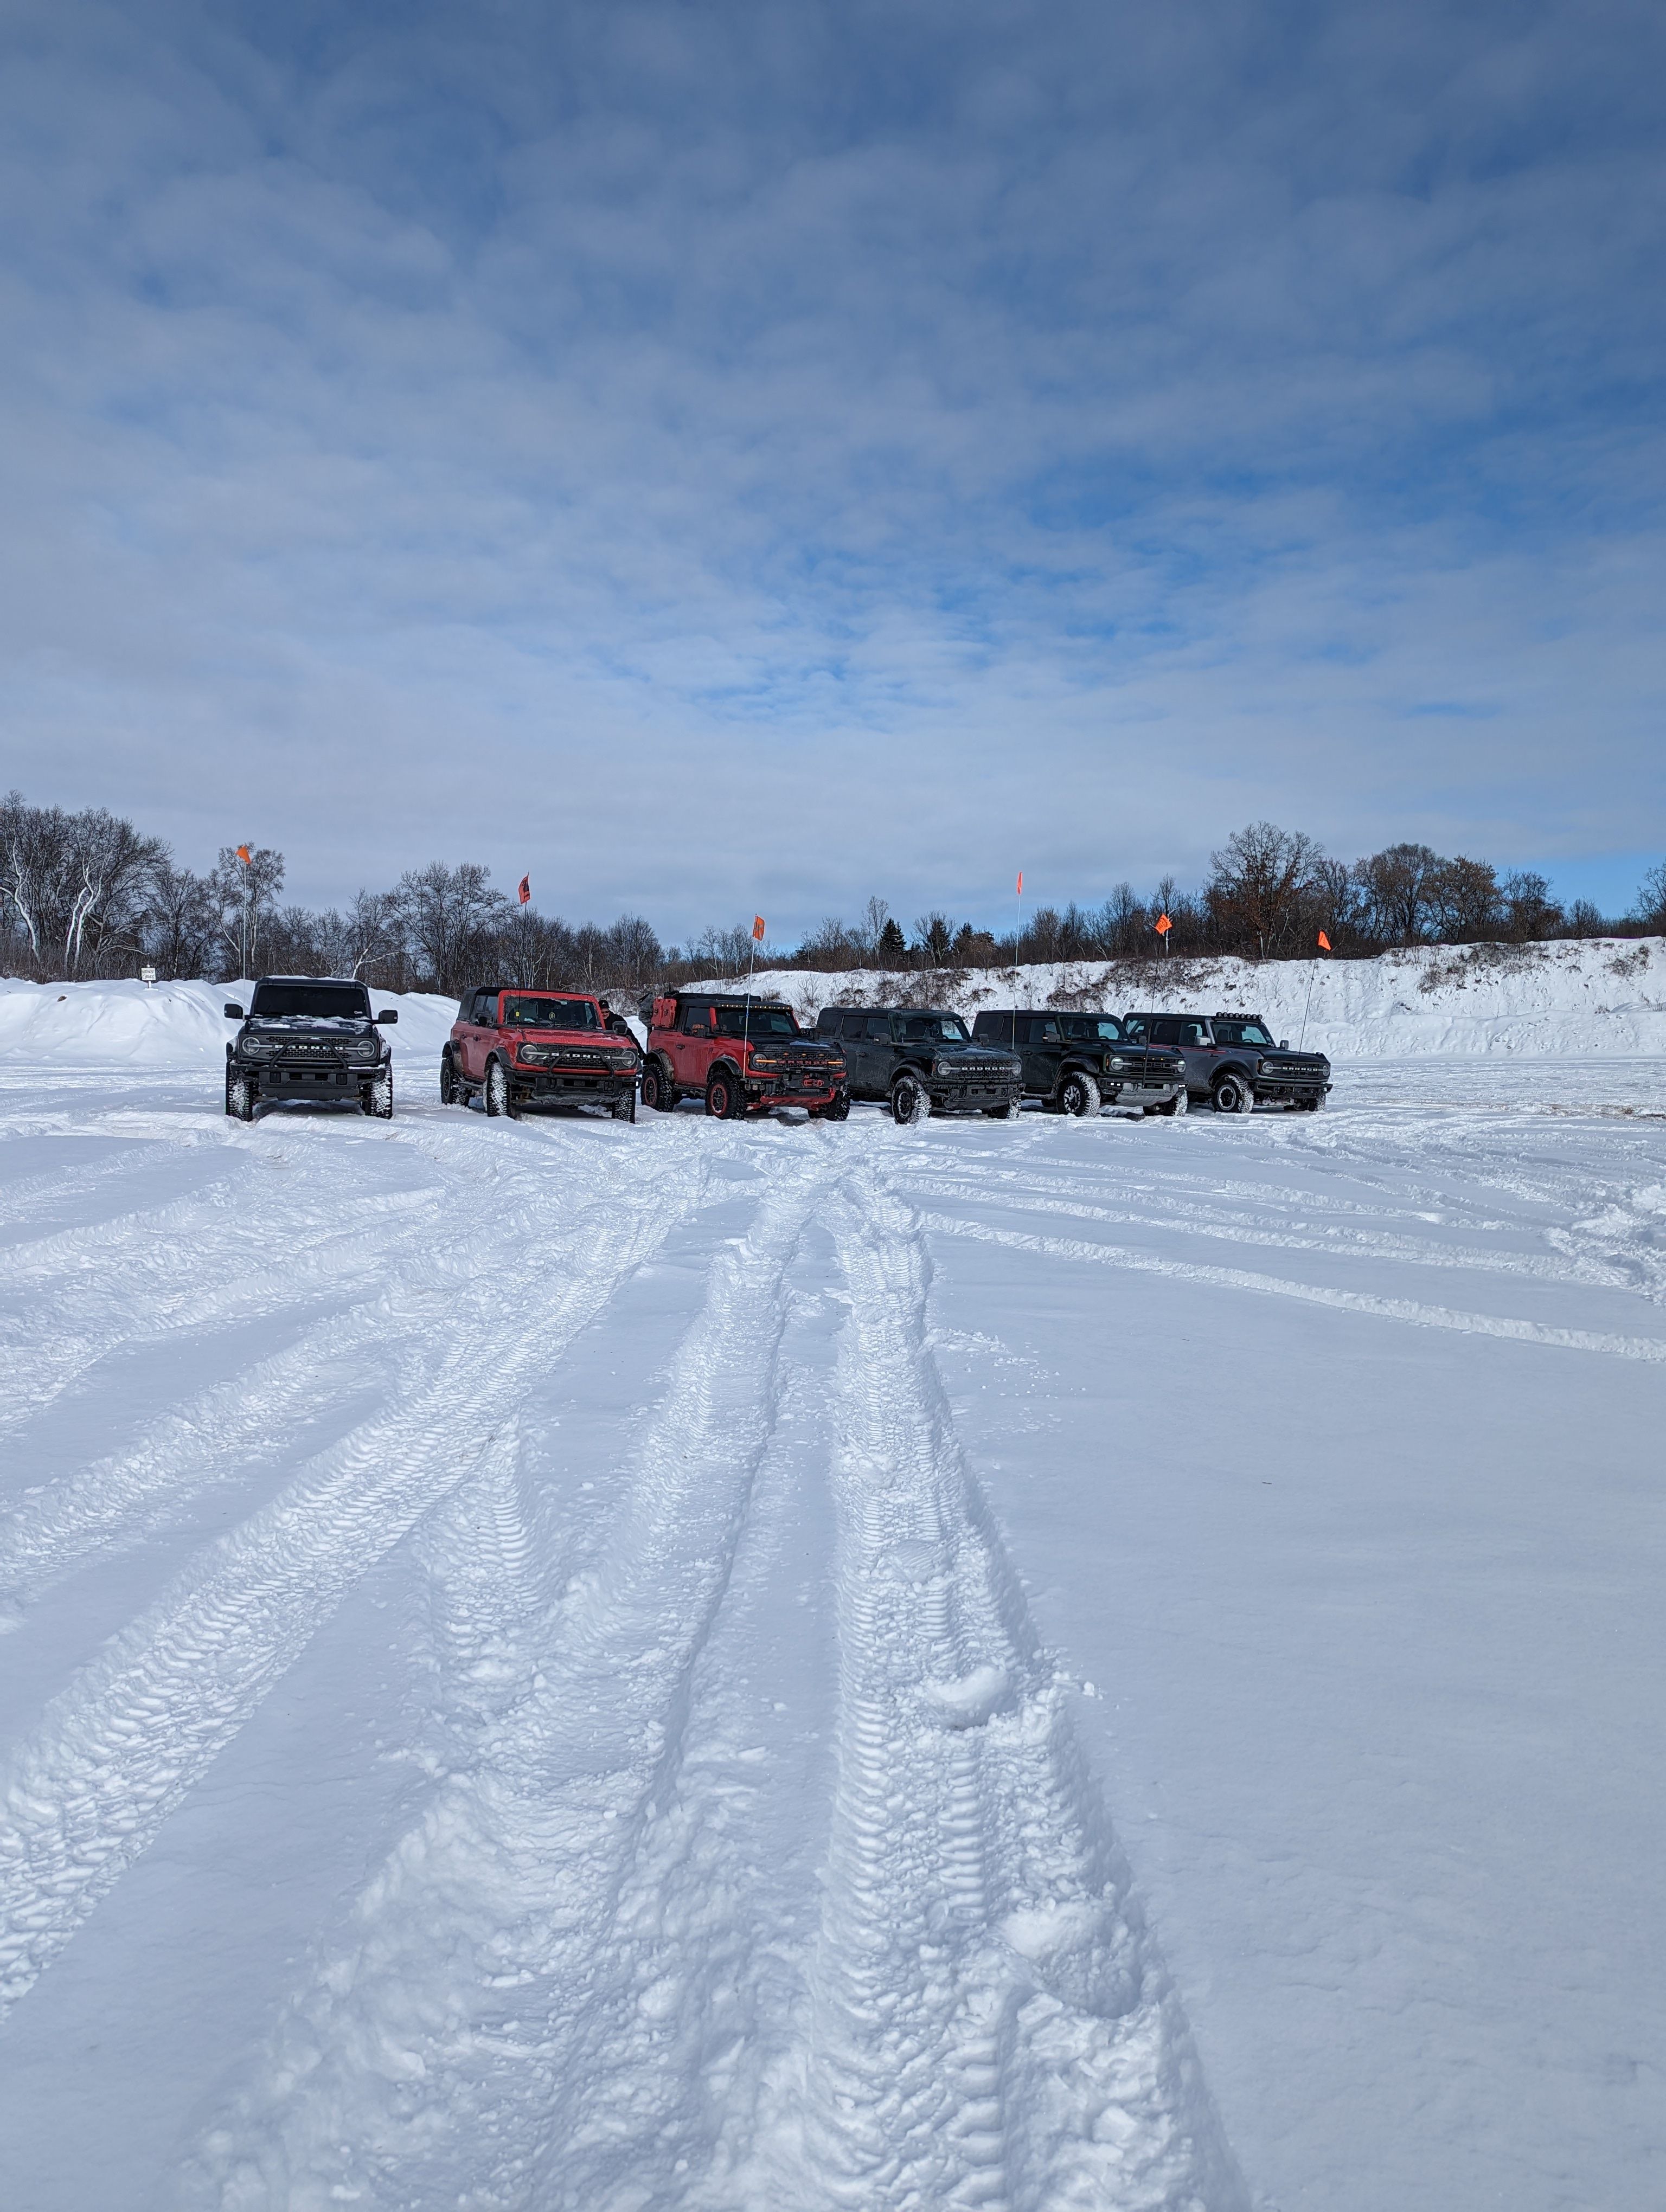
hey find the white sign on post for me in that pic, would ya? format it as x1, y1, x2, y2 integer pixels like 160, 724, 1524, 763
140, 966, 157, 987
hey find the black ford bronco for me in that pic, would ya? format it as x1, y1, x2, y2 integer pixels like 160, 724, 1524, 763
970, 1009, 1188, 1116
813, 1006, 1023, 1123
1120, 1011, 1331, 1113
223, 976, 398, 1122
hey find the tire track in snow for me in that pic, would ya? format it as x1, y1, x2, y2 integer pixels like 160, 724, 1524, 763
178, 1142, 833, 2212
919, 1212, 1666, 1362
774, 1167, 1245, 2211
898, 1176, 1647, 1295
0, 1133, 716, 2018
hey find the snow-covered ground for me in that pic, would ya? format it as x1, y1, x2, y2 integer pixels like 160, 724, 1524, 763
1, 983, 1663, 2210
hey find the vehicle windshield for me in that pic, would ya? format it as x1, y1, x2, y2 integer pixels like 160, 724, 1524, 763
900, 1015, 970, 1044
1059, 1015, 1123, 1043
249, 982, 371, 1020
501, 994, 599, 1031
713, 1005, 799, 1038
1212, 1020, 1275, 1047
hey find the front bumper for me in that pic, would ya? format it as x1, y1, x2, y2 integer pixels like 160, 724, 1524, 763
515, 1066, 638, 1102
927, 1078, 1023, 1111
744, 1074, 844, 1104
237, 1056, 382, 1094
1252, 1076, 1332, 1102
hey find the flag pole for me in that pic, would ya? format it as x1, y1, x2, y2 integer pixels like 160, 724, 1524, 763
1014, 870, 1024, 1050
1299, 930, 1330, 1050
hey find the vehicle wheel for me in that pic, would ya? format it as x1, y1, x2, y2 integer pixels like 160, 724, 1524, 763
890, 1073, 928, 1126
811, 1091, 851, 1121
1211, 1070, 1253, 1115
485, 1058, 514, 1118
364, 1069, 394, 1119
705, 1068, 742, 1120
612, 1089, 637, 1123
1298, 1095, 1323, 1112
640, 1060, 675, 1113
983, 1096, 1023, 1120
1060, 1070, 1101, 1118
226, 1073, 255, 1122
1146, 1091, 1189, 1118
439, 1051, 460, 1106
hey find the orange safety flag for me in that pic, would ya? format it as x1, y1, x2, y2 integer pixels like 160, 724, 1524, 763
752, 915, 766, 942
518, 874, 531, 905
1016, 871, 1024, 897
1155, 911, 1171, 936
1317, 929, 1331, 951
236, 844, 251, 864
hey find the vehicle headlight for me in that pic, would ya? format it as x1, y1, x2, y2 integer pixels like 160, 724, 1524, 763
934, 1059, 954, 1076
1104, 1054, 1125, 1071
348, 1041, 381, 1063
241, 1036, 278, 1058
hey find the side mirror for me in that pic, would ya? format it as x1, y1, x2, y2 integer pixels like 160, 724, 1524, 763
223, 1002, 244, 1020
376, 1009, 398, 1024
1279, 1039, 1289, 1049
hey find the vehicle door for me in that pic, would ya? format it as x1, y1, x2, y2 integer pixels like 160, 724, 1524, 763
461, 991, 496, 1083
675, 1001, 714, 1088
1024, 1014, 1064, 1095
854, 1012, 892, 1097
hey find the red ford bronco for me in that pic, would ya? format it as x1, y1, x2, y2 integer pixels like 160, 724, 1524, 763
441, 987, 641, 1120
640, 992, 848, 1118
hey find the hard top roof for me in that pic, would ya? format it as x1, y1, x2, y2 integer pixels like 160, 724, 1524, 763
665, 989, 790, 1006
255, 974, 368, 987
824, 1004, 962, 1018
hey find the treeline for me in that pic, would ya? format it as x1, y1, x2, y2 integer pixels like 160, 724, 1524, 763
3, 793, 1664, 992
773, 826, 1666, 973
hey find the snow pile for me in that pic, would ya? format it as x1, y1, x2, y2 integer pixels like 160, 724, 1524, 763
0, 978, 459, 1069
697, 936, 1666, 1058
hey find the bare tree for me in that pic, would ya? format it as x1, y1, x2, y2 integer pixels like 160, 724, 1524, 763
914, 912, 955, 966
1206, 822, 1325, 959
1427, 856, 1500, 943
1633, 860, 1666, 932
1352, 843, 1444, 946
394, 862, 508, 994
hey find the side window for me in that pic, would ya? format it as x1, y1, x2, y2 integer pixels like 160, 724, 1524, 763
1150, 1019, 1180, 1046
863, 1015, 892, 1040
1178, 1021, 1205, 1046
840, 1012, 865, 1040
1035, 1017, 1061, 1043
475, 992, 498, 1026
681, 1004, 706, 1033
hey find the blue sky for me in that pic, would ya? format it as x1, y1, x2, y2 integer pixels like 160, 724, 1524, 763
2, 0, 1662, 935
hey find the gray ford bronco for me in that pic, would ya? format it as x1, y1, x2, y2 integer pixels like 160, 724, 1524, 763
813, 1006, 1023, 1123
1120, 1011, 1331, 1113
970, 1009, 1188, 1117
223, 976, 398, 1122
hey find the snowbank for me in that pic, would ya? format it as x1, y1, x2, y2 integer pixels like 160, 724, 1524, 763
5, 939, 1664, 1070
0, 978, 459, 1069
693, 936, 1666, 1058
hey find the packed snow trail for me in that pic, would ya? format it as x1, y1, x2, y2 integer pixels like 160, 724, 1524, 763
1, 1064, 1662, 2211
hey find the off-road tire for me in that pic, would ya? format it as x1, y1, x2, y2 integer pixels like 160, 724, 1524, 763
890, 1073, 928, 1126
1146, 1092, 1188, 1117
226, 1073, 255, 1122
1212, 1069, 1253, 1115
640, 1060, 675, 1113
439, 1052, 461, 1106
364, 1069, 394, 1120
485, 1058, 514, 1118
705, 1068, 742, 1120
984, 1096, 1023, 1121
1060, 1070, 1101, 1118
812, 1091, 851, 1122
612, 1090, 637, 1123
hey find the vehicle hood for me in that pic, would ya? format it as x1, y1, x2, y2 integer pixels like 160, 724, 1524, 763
242, 1016, 376, 1039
